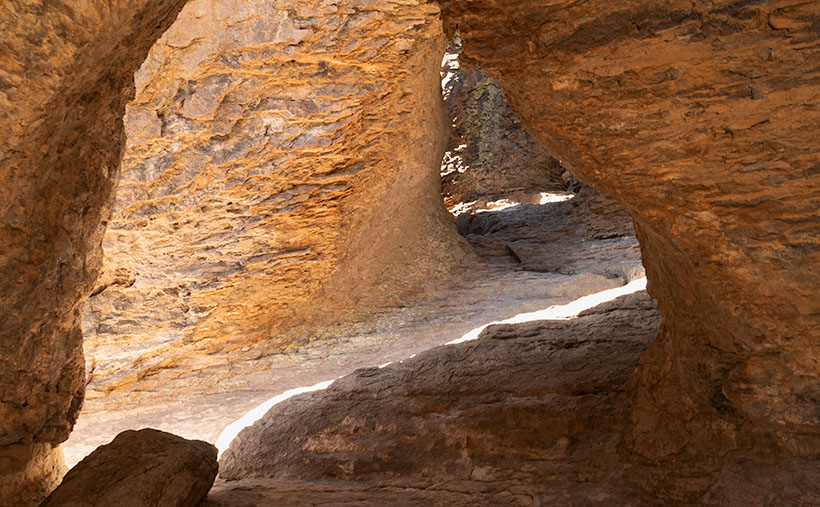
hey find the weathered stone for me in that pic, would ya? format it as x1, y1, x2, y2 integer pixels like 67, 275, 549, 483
79, 0, 473, 412
0, 1, 188, 503
219, 292, 661, 484
440, 39, 642, 280
64, 32, 641, 466
436, 0, 820, 459
440, 37, 565, 212
3, 0, 819, 503
42, 429, 217, 507
216, 292, 820, 503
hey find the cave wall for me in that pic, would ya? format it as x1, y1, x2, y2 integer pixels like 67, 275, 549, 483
3, 0, 819, 502
0, 1, 189, 503
79, 0, 471, 411
437, 0, 820, 458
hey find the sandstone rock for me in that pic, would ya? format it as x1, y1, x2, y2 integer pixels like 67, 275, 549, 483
437, 0, 820, 458
63, 0, 643, 471
4, 0, 818, 503
440, 36, 642, 281
455, 187, 643, 281
42, 429, 217, 507
0, 443, 65, 507
80, 0, 473, 412
0, 1, 189, 502
215, 291, 820, 503
219, 292, 660, 488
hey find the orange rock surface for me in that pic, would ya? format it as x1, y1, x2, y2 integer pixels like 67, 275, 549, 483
437, 0, 820, 458
81, 0, 472, 409
0, 1, 188, 503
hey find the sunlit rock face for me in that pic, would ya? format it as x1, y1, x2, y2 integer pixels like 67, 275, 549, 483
80, 0, 472, 410
0, 1, 188, 503
437, 0, 820, 458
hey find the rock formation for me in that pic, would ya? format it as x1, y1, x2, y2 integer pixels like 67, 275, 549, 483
215, 288, 820, 504
80, 0, 472, 412
62, 24, 644, 474
440, 35, 565, 213
0, 1, 189, 503
42, 429, 217, 507
2, 0, 818, 504
216, 292, 667, 504
436, 0, 820, 459
440, 38, 642, 281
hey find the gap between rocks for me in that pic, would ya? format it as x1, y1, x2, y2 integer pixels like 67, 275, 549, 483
63, 36, 646, 476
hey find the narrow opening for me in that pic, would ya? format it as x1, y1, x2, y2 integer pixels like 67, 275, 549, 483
440, 33, 644, 282
64, 18, 645, 474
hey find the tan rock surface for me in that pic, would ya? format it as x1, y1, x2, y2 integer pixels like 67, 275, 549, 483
0, 1, 188, 503
80, 0, 473, 411
64, 35, 644, 471
437, 0, 820, 458
42, 428, 217, 507
4, 0, 817, 503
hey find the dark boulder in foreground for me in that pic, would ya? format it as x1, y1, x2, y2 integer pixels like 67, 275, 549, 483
42, 429, 217, 507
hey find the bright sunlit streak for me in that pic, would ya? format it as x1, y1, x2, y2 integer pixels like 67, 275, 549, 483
216, 278, 647, 456
446, 277, 647, 345
215, 379, 336, 457
539, 192, 575, 204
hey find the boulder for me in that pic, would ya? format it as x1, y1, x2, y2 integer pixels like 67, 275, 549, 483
42, 429, 217, 507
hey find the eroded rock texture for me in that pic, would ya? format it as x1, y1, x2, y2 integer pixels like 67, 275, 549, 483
440, 37, 565, 213
0, 1, 188, 503
437, 0, 820, 459
217, 292, 664, 504
215, 291, 820, 504
80, 0, 471, 409
43, 429, 217, 507
216, 289, 820, 504
441, 39, 643, 281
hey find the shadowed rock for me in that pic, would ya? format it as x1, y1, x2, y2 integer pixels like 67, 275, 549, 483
437, 0, 820, 459
217, 293, 660, 503
0, 1, 189, 502
42, 429, 217, 507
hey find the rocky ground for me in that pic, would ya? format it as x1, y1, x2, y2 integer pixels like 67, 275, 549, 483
213, 292, 660, 506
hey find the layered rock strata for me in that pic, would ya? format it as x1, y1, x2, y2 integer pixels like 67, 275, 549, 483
437, 0, 820, 459
64, 19, 645, 470
216, 293, 820, 504
0, 1, 188, 503
217, 292, 664, 503
80, 0, 471, 410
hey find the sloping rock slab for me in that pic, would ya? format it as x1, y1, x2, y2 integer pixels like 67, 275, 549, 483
219, 292, 660, 495
42, 429, 217, 507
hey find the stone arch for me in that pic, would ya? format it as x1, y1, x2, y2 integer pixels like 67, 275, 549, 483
436, 0, 820, 458
2, 0, 819, 503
